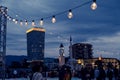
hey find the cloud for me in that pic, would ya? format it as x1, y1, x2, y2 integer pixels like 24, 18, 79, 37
87, 32, 120, 59
0, 0, 120, 59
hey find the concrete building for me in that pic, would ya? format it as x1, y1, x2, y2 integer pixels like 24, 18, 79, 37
26, 27, 45, 61
72, 43, 93, 59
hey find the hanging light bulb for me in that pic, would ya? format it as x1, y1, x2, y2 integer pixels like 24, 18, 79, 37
7, 16, 9, 19
7, 16, 11, 20
32, 20, 35, 26
68, 9, 73, 19
91, 0, 97, 10
5, 14, 7, 17
20, 20, 23, 26
52, 15, 56, 23
40, 18, 44, 26
25, 20, 28, 26
8, 17, 12, 21
1, 9, 4, 12
12, 19, 16, 22
15, 19, 18, 24
2, 11, 5, 14
6, 8, 8, 11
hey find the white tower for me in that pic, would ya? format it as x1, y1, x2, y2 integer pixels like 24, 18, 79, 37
59, 43, 65, 66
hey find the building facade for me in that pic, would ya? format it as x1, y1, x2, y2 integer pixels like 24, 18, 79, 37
72, 43, 93, 59
26, 27, 45, 61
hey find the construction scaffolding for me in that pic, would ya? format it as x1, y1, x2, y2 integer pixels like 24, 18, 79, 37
0, 6, 7, 80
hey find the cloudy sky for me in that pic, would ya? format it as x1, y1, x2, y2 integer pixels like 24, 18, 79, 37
1, 0, 120, 59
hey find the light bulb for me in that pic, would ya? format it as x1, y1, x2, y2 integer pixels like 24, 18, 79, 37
91, 1, 97, 10
32, 20, 35, 26
52, 16, 56, 23
20, 20, 23, 26
7, 16, 9, 19
68, 9, 73, 19
7, 16, 11, 20
13, 19, 16, 22
5, 14, 7, 17
6, 8, 8, 11
40, 18, 43, 26
2, 11, 5, 14
15, 19, 18, 24
25, 20, 28, 26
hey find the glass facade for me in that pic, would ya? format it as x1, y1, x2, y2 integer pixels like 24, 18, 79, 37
26, 27, 45, 61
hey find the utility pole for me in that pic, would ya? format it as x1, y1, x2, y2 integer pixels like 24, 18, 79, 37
0, 6, 7, 80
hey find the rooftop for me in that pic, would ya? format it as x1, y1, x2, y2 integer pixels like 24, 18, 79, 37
26, 27, 45, 33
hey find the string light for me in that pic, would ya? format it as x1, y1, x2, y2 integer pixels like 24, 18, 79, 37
7, 16, 12, 20
25, 20, 27, 25
40, 18, 43, 26
68, 9, 73, 19
91, 0, 97, 10
52, 15, 56, 23
12, 19, 16, 22
15, 19, 18, 24
7, 16, 10, 19
6, 8, 8, 12
5, 14, 7, 17
2, 0, 97, 26
20, 20, 23, 26
32, 20, 35, 26
2, 11, 5, 14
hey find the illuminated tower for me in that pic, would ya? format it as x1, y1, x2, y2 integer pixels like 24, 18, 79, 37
59, 43, 65, 66
26, 27, 45, 61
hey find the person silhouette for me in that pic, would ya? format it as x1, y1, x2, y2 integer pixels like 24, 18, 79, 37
32, 65, 44, 80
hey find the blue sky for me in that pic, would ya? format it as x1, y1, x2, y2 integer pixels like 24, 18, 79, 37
1, 0, 120, 59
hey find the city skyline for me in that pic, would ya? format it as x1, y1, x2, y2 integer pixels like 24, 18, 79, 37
0, 0, 120, 59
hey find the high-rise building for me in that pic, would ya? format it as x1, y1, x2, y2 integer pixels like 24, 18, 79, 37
26, 27, 45, 61
72, 43, 93, 59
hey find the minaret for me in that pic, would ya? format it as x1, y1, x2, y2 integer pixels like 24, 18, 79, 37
59, 43, 65, 66
69, 36, 73, 59
69, 36, 74, 71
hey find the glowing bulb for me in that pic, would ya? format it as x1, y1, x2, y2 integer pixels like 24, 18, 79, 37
20, 20, 23, 26
7, 16, 9, 19
52, 16, 56, 23
25, 20, 28, 26
16, 15, 18, 17
15, 19, 18, 24
1, 9, 4, 12
2, 11, 5, 14
13, 19, 16, 22
68, 9, 73, 19
40, 18, 43, 26
6, 8, 8, 11
32, 20, 35, 26
8, 17, 12, 21
5, 14, 7, 17
91, 0, 97, 10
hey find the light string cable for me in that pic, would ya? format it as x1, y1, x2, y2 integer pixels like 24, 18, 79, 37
5, 0, 94, 26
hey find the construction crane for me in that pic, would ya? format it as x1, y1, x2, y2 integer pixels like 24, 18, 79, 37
0, 6, 7, 80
